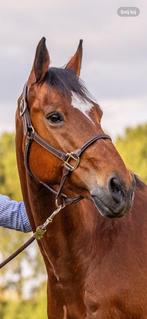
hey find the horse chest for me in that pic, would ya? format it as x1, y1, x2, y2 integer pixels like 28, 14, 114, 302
84, 289, 147, 319
84, 275, 147, 319
50, 280, 147, 319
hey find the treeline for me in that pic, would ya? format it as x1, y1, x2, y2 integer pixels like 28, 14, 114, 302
0, 123, 147, 318
116, 124, 147, 183
0, 133, 47, 318
0, 283, 47, 319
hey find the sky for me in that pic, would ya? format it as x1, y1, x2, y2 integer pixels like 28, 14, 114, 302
0, 0, 146, 139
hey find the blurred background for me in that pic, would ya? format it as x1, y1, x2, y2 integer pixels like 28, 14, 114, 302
0, 1, 147, 318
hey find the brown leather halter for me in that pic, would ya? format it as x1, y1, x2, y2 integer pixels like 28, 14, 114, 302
0, 84, 111, 269
19, 84, 111, 208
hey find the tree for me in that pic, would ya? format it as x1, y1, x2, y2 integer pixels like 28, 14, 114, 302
0, 282, 47, 319
0, 132, 46, 302
115, 123, 147, 183
0, 132, 22, 200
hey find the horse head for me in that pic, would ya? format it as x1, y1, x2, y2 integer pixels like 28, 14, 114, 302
16, 38, 135, 220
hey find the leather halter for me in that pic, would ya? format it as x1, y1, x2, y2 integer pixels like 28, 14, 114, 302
0, 84, 111, 270
19, 84, 111, 208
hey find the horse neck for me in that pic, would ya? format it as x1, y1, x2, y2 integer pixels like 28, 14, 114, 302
27, 177, 100, 276
28, 176, 97, 240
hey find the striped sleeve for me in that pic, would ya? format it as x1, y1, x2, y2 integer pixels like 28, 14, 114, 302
0, 194, 32, 233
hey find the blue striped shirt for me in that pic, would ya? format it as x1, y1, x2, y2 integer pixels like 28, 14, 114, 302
0, 194, 32, 233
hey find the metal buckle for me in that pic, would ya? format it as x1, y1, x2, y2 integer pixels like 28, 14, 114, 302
27, 125, 34, 137
64, 153, 80, 171
19, 98, 27, 116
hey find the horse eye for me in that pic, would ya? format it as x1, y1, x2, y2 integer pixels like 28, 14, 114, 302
46, 112, 64, 124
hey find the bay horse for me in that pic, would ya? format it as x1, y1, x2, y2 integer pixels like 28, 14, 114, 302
16, 38, 147, 318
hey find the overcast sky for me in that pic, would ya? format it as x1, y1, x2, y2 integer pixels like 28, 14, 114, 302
0, 0, 146, 139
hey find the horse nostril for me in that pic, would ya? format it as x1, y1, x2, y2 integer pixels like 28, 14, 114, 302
108, 177, 125, 204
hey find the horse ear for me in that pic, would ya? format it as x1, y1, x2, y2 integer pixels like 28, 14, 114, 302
28, 37, 50, 86
65, 39, 83, 76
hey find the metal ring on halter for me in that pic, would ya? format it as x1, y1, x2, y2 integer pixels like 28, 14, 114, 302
26, 125, 35, 138
55, 197, 66, 209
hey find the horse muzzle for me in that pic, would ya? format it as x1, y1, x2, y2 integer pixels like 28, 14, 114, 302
91, 175, 135, 218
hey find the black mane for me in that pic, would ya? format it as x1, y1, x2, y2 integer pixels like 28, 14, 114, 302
44, 67, 90, 101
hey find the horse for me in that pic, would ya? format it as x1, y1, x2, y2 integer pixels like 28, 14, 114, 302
15, 38, 147, 318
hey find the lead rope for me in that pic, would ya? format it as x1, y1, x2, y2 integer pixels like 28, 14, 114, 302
0, 204, 64, 269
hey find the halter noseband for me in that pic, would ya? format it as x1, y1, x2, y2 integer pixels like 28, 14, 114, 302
19, 84, 111, 208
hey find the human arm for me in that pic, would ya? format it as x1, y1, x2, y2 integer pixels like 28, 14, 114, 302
0, 194, 32, 233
